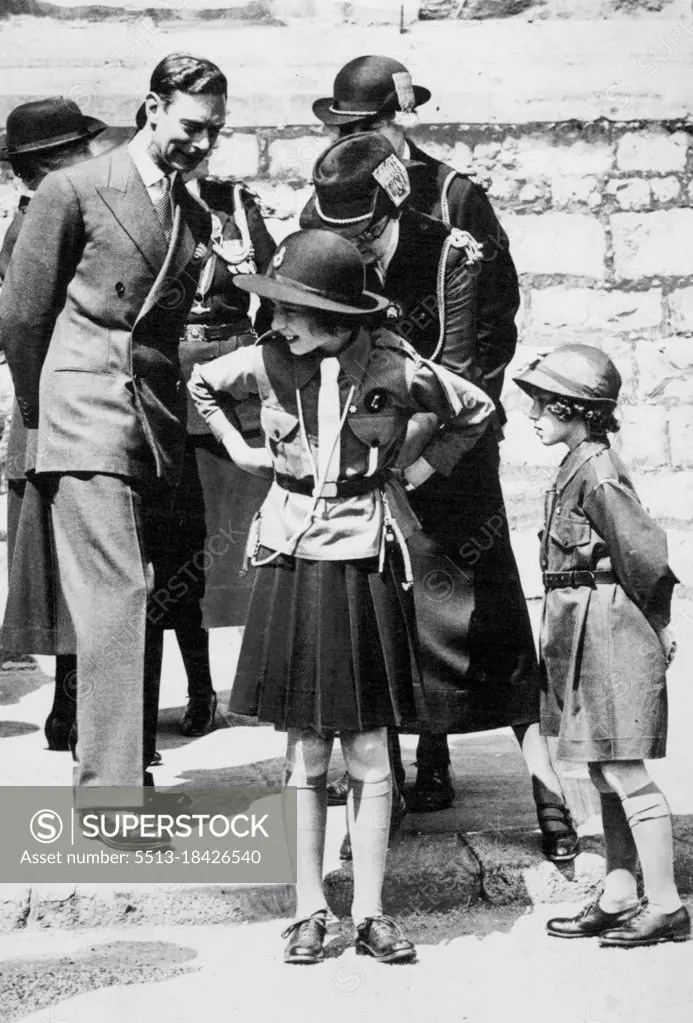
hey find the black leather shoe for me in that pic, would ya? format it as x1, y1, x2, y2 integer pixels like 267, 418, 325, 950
327, 772, 350, 807
178, 693, 217, 737
536, 802, 580, 862
339, 792, 407, 862
547, 899, 641, 938
408, 764, 455, 813
598, 904, 691, 947
355, 916, 417, 963
281, 910, 328, 964
44, 717, 74, 751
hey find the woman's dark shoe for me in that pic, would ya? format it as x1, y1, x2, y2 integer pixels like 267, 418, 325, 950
408, 764, 455, 813
281, 910, 328, 964
327, 772, 350, 807
598, 904, 690, 948
536, 802, 579, 862
178, 693, 217, 738
355, 916, 417, 963
44, 717, 74, 751
547, 899, 641, 938
339, 791, 407, 862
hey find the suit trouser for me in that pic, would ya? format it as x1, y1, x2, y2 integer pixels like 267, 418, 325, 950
47, 472, 162, 797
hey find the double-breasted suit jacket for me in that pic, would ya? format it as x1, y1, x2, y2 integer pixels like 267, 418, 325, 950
0, 144, 212, 486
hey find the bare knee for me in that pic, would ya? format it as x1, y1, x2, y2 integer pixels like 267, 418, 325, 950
598, 760, 651, 799
284, 728, 333, 787
341, 728, 390, 783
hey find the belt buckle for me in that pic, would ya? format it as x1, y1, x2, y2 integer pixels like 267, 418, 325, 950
188, 325, 204, 341
318, 482, 339, 499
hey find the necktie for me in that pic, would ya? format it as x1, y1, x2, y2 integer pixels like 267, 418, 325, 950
317, 357, 342, 483
153, 175, 173, 243
365, 263, 385, 294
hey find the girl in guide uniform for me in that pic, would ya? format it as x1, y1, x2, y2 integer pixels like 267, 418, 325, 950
189, 229, 494, 965
514, 344, 689, 948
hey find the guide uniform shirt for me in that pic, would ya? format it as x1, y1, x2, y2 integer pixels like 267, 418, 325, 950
189, 326, 494, 561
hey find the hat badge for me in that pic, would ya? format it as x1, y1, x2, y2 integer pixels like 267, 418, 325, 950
392, 71, 415, 115
372, 154, 410, 207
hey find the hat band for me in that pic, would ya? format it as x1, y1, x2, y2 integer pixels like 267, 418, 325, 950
272, 272, 363, 306
328, 104, 379, 117
7, 126, 90, 155
313, 194, 373, 226
538, 364, 615, 402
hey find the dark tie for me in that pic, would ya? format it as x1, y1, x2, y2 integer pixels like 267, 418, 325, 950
153, 175, 173, 243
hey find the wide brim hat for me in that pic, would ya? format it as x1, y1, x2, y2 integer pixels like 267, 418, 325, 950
514, 345, 621, 406
313, 55, 431, 127
0, 97, 106, 160
300, 132, 416, 239
234, 229, 389, 316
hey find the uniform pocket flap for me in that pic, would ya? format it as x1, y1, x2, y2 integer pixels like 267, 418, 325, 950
347, 410, 399, 447
261, 406, 300, 443
549, 517, 592, 549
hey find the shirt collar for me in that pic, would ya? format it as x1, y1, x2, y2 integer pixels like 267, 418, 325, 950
555, 439, 608, 494
128, 129, 168, 190
290, 326, 373, 391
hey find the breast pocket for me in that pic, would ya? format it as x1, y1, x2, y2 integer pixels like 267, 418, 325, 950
347, 410, 400, 449
260, 405, 304, 475
548, 516, 592, 566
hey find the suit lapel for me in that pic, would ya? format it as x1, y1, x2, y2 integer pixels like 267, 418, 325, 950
134, 175, 211, 329
95, 146, 168, 275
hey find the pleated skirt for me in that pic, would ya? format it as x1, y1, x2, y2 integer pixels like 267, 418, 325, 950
230, 550, 419, 736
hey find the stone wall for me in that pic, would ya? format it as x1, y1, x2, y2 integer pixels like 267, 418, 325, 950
1, 9, 692, 593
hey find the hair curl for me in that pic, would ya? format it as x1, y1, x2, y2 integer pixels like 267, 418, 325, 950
545, 396, 620, 436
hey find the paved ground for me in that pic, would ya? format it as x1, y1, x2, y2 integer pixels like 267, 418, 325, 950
0, 586, 691, 1018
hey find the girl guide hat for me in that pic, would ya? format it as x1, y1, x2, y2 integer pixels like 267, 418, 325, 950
513, 344, 622, 407
233, 229, 390, 316
0, 97, 106, 160
312, 55, 431, 127
300, 132, 414, 240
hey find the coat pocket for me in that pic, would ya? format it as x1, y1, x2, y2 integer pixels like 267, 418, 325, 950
549, 517, 592, 551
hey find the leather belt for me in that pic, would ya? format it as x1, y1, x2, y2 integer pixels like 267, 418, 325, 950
181, 323, 253, 343
274, 472, 386, 499
543, 570, 616, 591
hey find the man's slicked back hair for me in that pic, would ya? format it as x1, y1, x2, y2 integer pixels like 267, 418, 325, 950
150, 53, 227, 105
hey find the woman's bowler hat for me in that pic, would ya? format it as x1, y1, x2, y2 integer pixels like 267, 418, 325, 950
300, 133, 413, 239
234, 230, 389, 316
313, 56, 431, 127
0, 97, 106, 160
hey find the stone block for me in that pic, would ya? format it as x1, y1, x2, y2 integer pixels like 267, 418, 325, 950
531, 287, 662, 334
207, 132, 260, 180
268, 135, 327, 181
512, 137, 614, 180
503, 213, 606, 278
651, 176, 681, 204
667, 288, 693, 333
474, 141, 502, 166
551, 176, 600, 207
632, 471, 693, 524
633, 340, 693, 403
612, 210, 693, 279
251, 180, 313, 223
616, 129, 690, 173
488, 174, 516, 202
669, 407, 693, 468
612, 405, 669, 471
607, 177, 651, 211
518, 183, 543, 204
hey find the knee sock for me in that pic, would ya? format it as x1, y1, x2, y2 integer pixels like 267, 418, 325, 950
348, 775, 392, 924
290, 774, 329, 920
598, 793, 639, 912
621, 782, 681, 914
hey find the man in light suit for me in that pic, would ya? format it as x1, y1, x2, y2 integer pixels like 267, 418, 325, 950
0, 54, 227, 830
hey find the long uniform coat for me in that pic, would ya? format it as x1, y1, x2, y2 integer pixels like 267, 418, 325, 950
376, 189, 540, 734
152, 178, 276, 630
0, 146, 212, 652
539, 439, 677, 763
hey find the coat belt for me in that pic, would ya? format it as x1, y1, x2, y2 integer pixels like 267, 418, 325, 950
274, 472, 386, 499
543, 570, 616, 591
